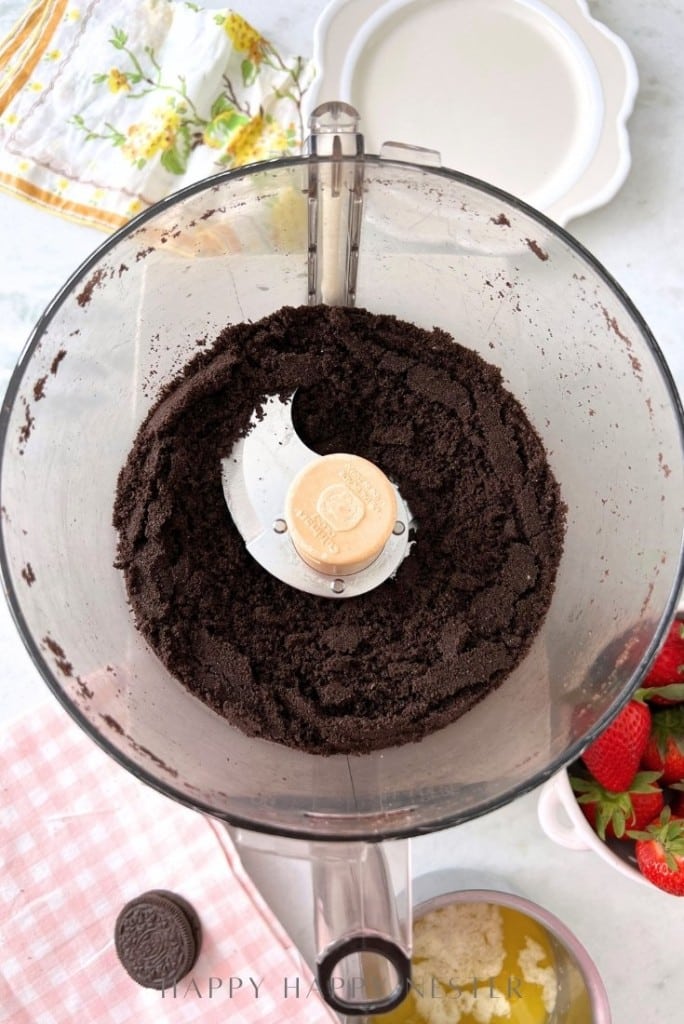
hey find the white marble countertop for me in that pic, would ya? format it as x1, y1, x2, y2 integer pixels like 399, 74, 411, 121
1, 1, 683, 1021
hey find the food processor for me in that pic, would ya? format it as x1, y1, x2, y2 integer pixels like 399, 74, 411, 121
1, 102, 682, 1019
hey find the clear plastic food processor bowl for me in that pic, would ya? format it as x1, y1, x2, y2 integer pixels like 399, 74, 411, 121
1, 105, 682, 1020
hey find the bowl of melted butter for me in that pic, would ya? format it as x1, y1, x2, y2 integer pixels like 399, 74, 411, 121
373, 888, 610, 1024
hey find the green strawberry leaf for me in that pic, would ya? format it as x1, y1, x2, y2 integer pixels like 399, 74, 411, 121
610, 806, 626, 839
628, 806, 684, 866
570, 770, 661, 798
627, 771, 663, 792
640, 683, 684, 701
651, 706, 684, 757
570, 771, 662, 841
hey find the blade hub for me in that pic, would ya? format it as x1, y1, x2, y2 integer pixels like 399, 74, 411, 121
221, 394, 414, 599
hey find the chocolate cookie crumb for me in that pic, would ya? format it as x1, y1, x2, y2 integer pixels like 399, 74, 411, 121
115, 890, 201, 990
113, 305, 565, 755
525, 238, 549, 262
21, 563, 35, 586
42, 635, 73, 677
76, 268, 105, 307
100, 713, 125, 734
76, 676, 94, 701
18, 398, 34, 449
50, 349, 67, 375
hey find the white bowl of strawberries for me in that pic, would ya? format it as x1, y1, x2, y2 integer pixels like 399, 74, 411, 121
538, 617, 684, 896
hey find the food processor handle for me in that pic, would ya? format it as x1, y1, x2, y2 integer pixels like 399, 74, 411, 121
305, 102, 444, 310
306, 102, 365, 307
311, 838, 412, 1017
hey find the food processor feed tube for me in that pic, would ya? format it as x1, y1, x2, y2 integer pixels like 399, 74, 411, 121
2, 101, 683, 1022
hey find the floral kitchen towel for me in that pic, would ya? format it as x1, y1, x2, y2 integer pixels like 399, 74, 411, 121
0, 0, 313, 230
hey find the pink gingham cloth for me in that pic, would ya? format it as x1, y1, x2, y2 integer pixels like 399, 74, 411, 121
0, 699, 338, 1024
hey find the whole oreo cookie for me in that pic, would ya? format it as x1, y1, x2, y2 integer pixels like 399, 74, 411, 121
114, 889, 202, 989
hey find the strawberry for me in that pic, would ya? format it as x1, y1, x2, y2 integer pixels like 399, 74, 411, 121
581, 698, 651, 793
629, 808, 684, 896
641, 706, 684, 784
570, 770, 664, 841
641, 619, 684, 705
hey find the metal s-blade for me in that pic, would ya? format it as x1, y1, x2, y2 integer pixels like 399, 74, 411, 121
221, 393, 316, 545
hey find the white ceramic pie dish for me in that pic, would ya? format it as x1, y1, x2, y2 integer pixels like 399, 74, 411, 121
308, 0, 638, 226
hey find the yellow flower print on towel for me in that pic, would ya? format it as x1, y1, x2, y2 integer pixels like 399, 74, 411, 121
214, 11, 268, 85
227, 113, 289, 163
122, 103, 183, 164
69, 16, 310, 176
107, 68, 130, 93
222, 12, 267, 64
72, 98, 190, 173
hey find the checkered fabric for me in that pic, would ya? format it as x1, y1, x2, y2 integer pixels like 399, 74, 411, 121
0, 700, 337, 1023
